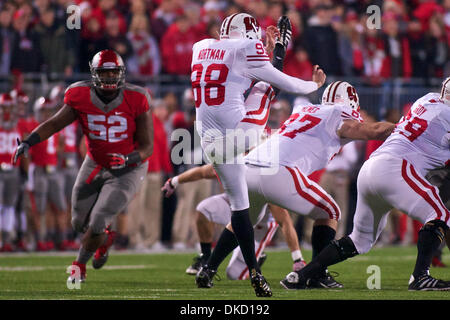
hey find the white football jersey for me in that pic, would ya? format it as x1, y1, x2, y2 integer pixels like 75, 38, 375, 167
245, 103, 362, 175
192, 38, 318, 138
371, 93, 450, 176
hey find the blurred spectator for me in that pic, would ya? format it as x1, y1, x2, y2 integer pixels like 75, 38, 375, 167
380, 12, 412, 79
10, 6, 43, 73
161, 14, 198, 75
34, 8, 75, 76
103, 10, 133, 61
319, 142, 358, 238
128, 98, 172, 251
425, 14, 448, 78
304, 3, 341, 76
0, 7, 14, 76
284, 44, 313, 80
150, 0, 180, 43
170, 88, 212, 250
126, 13, 161, 76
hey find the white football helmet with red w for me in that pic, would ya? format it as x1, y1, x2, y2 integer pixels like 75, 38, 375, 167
219, 13, 262, 40
440, 77, 450, 106
322, 81, 360, 112
89, 50, 126, 91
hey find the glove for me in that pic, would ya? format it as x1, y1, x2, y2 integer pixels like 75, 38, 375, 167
161, 178, 177, 198
293, 259, 306, 272
107, 153, 127, 170
12, 138, 30, 165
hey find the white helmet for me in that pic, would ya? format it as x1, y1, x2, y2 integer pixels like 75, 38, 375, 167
440, 77, 450, 106
322, 81, 360, 112
220, 13, 262, 40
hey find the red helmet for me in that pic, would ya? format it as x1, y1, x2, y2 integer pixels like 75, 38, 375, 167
89, 50, 126, 91
49, 84, 66, 103
10, 89, 29, 104
0, 93, 15, 106
0, 93, 16, 123
33, 96, 57, 113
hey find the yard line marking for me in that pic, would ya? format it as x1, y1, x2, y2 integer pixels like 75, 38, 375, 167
0, 265, 153, 272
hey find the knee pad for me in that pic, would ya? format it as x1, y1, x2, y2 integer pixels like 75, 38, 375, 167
332, 236, 359, 260
420, 219, 449, 243
71, 217, 87, 234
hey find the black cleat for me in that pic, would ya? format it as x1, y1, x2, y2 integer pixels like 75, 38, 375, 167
257, 252, 267, 269
250, 269, 272, 297
195, 265, 219, 288
280, 271, 307, 290
306, 270, 344, 289
186, 254, 205, 275
408, 273, 450, 291
276, 15, 292, 49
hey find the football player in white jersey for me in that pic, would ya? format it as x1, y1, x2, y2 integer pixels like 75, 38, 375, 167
191, 13, 325, 297
283, 77, 450, 291
198, 80, 395, 290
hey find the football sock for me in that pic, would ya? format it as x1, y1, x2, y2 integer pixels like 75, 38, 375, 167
76, 247, 95, 265
413, 227, 442, 278
230, 209, 260, 273
207, 228, 238, 270
200, 242, 212, 261
311, 225, 336, 274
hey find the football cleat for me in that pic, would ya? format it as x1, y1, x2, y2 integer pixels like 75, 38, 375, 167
408, 273, 450, 291
92, 228, 117, 269
186, 254, 205, 275
250, 269, 272, 297
35, 241, 48, 252
195, 265, 219, 288
306, 270, 344, 289
276, 15, 292, 49
280, 271, 307, 290
67, 261, 86, 284
0, 243, 14, 252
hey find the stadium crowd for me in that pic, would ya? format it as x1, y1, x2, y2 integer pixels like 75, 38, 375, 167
0, 0, 448, 260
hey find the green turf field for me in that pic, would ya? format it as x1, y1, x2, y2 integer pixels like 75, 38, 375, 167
0, 246, 449, 300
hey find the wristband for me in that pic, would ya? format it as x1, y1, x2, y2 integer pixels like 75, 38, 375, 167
24, 132, 41, 147
171, 176, 179, 188
291, 250, 303, 262
125, 151, 142, 166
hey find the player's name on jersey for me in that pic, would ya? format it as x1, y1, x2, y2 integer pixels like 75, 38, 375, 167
197, 48, 226, 61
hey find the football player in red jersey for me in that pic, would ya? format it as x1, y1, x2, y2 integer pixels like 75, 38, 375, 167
29, 97, 68, 251
0, 93, 23, 252
13, 50, 154, 284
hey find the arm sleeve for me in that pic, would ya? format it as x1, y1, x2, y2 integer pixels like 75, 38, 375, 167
244, 62, 318, 95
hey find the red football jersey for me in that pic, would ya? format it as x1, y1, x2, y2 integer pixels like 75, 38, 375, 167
64, 81, 151, 168
62, 121, 79, 153
17, 117, 37, 137
28, 119, 60, 167
0, 123, 23, 166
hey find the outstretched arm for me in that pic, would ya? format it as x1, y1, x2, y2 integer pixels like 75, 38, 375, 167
12, 105, 77, 164
337, 120, 395, 141
161, 164, 216, 197
245, 63, 325, 95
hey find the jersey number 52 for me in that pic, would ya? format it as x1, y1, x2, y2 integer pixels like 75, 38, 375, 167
191, 63, 229, 108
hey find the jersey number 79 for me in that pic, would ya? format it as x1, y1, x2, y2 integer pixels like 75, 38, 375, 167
191, 63, 229, 108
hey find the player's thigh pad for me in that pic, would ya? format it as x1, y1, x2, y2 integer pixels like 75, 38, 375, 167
71, 157, 104, 233
246, 165, 341, 221
371, 155, 449, 226
211, 162, 249, 211
88, 162, 148, 234
196, 193, 232, 226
